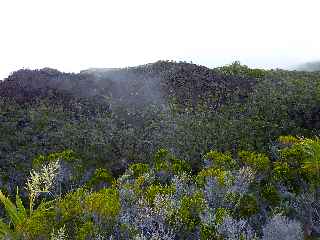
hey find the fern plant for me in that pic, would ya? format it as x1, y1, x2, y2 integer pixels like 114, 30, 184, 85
0, 188, 27, 238
0, 160, 60, 238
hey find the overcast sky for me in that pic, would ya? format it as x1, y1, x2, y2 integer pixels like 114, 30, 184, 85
0, 0, 319, 79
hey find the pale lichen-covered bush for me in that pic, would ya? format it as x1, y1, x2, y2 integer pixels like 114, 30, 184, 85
171, 173, 194, 199
229, 166, 255, 196
120, 196, 175, 240
262, 214, 303, 240
217, 216, 257, 240
203, 177, 227, 210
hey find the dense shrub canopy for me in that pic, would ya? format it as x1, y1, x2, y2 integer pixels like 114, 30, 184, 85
0, 140, 319, 239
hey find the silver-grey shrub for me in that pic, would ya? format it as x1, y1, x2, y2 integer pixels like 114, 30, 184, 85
262, 214, 303, 240
217, 216, 257, 240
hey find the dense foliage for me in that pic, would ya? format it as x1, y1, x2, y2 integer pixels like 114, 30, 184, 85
0, 137, 319, 239
0, 61, 320, 239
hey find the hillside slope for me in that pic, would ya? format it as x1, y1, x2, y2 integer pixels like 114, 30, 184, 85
1, 60, 320, 196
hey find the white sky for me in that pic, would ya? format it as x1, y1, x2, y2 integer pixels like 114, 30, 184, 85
0, 0, 319, 79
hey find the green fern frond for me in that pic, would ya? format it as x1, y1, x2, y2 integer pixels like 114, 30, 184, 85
0, 218, 12, 237
0, 190, 22, 227
16, 188, 27, 220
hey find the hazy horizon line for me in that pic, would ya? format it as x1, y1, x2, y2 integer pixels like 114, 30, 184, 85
2, 58, 318, 80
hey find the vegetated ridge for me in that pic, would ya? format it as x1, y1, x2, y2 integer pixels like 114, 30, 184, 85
0, 60, 320, 239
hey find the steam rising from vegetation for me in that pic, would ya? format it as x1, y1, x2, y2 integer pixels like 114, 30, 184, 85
295, 61, 320, 72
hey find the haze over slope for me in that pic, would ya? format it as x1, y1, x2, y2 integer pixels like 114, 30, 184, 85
1, 61, 260, 111
296, 61, 320, 72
